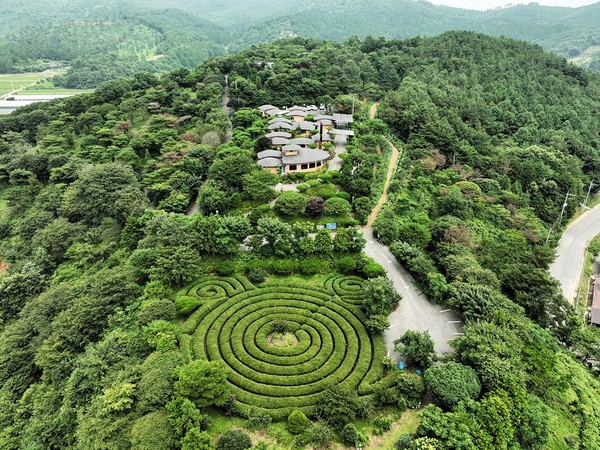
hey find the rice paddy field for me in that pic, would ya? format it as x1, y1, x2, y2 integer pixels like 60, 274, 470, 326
0, 70, 91, 97
0, 71, 55, 97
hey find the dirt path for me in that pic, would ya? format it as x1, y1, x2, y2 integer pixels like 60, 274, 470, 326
369, 102, 379, 120
365, 136, 399, 229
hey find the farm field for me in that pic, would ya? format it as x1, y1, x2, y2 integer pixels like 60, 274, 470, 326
21, 81, 93, 95
0, 70, 91, 98
0, 71, 58, 97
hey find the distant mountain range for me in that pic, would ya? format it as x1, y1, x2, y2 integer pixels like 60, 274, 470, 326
1, 0, 599, 86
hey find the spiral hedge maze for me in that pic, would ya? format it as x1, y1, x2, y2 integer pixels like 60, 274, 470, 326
177, 275, 392, 419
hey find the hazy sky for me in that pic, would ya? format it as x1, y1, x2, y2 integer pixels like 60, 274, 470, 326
427, 0, 598, 10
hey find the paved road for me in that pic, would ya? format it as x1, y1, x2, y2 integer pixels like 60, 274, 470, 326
362, 230, 462, 359
327, 135, 347, 172
549, 204, 600, 304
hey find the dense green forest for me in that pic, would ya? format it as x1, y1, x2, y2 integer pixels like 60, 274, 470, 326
2, 0, 600, 88
1, 32, 600, 449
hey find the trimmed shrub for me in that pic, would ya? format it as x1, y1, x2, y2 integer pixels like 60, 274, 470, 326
424, 362, 481, 409
137, 299, 177, 325
356, 396, 374, 419
271, 259, 295, 275
248, 204, 271, 226
130, 411, 177, 450
247, 268, 267, 283
306, 196, 326, 217
298, 258, 329, 275
245, 409, 272, 429
274, 191, 308, 217
394, 372, 425, 406
325, 197, 351, 216
315, 387, 358, 429
352, 196, 372, 225
216, 430, 252, 450
362, 262, 386, 278
336, 256, 358, 274
215, 261, 237, 276
287, 410, 310, 435
176, 296, 202, 316
340, 423, 360, 446
181, 429, 213, 450
332, 191, 350, 202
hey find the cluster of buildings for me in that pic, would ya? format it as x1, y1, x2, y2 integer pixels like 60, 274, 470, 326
256, 104, 354, 174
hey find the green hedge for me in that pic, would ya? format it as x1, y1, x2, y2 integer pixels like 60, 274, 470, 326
176, 276, 392, 418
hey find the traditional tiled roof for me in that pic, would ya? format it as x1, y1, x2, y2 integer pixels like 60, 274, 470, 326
333, 113, 354, 123
271, 137, 291, 146
288, 110, 309, 117
289, 138, 315, 146
312, 133, 334, 142
265, 131, 292, 139
258, 157, 283, 168
266, 109, 287, 117
282, 149, 330, 165
299, 121, 316, 131
257, 150, 282, 159
268, 117, 293, 124
268, 122, 297, 130
283, 144, 302, 152
286, 105, 307, 112
316, 119, 334, 126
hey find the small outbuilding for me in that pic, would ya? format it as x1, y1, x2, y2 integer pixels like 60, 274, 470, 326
591, 277, 600, 325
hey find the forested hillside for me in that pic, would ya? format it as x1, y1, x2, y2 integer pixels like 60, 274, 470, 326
1, 32, 600, 449
0, 8, 227, 87
2, 0, 600, 88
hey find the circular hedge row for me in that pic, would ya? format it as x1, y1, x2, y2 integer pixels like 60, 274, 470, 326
177, 276, 390, 419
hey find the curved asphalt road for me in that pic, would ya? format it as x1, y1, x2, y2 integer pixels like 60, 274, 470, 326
549, 204, 600, 305
362, 230, 462, 359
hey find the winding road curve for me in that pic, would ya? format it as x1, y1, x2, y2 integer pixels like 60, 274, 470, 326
549, 204, 600, 305
361, 104, 462, 358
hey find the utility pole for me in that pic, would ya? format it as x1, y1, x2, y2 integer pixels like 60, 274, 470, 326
546, 190, 575, 245
583, 180, 596, 209
558, 190, 575, 225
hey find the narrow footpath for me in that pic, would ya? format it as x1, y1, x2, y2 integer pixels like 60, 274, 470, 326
361, 103, 462, 358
